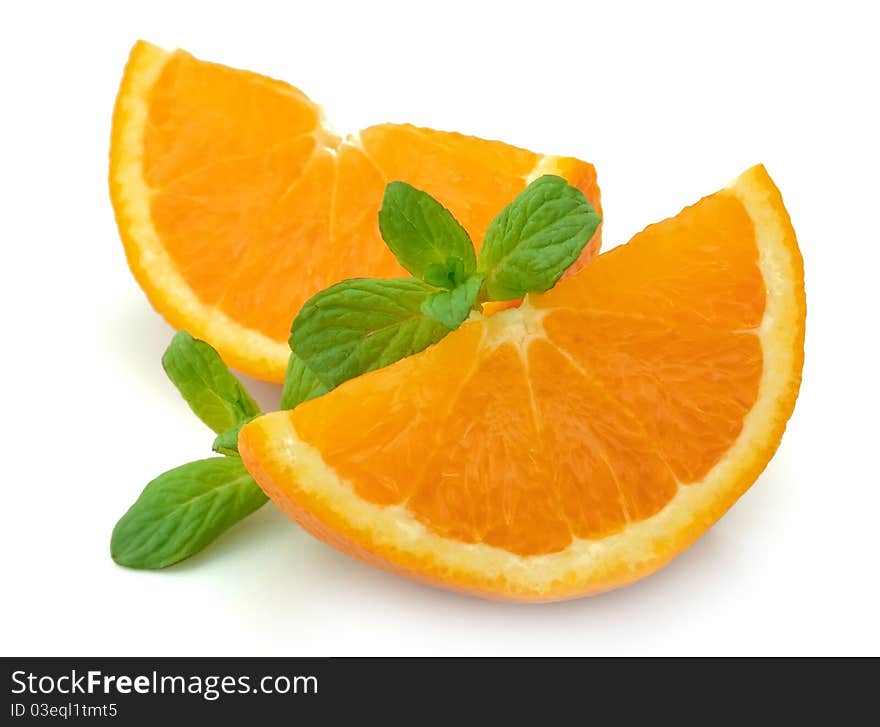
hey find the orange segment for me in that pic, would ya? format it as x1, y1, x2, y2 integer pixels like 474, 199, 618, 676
109, 41, 602, 381
141, 51, 326, 188
239, 165, 805, 601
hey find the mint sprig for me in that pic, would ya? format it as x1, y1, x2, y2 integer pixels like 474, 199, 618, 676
111, 333, 266, 569
283, 175, 598, 407
112, 175, 600, 569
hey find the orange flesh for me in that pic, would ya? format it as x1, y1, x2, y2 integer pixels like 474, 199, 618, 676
142, 50, 602, 344
288, 190, 764, 556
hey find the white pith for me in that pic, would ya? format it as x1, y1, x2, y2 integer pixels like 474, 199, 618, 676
524, 155, 570, 183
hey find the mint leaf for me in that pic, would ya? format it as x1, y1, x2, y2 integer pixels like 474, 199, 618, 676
290, 278, 448, 390
378, 181, 476, 282
111, 457, 267, 569
477, 175, 601, 301
161, 331, 260, 434
281, 353, 331, 410
212, 415, 258, 456
421, 274, 483, 330
423, 256, 467, 290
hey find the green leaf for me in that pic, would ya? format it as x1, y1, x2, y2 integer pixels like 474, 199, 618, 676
378, 181, 476, 281
477, 175, 601, 301
211, 415, 258, 456
423, 256, 467, 290
421, 274, 483, 330
111, 458, 267, 569
280, 353, 330, 410
161, 331, 261, 434
290, 278, 449, 390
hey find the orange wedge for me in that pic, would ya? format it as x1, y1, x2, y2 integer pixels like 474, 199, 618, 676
239, 165, 805, 601
109, 41, 602, 382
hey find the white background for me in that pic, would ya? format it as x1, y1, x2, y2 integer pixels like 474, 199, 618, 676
1, 0, 878, 656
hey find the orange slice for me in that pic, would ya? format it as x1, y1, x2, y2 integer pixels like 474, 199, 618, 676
238, 165, 805, 601
109, 41, 602, 382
